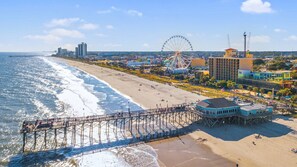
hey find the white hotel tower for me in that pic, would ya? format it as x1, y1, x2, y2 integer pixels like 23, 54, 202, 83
75, 42, 87, 58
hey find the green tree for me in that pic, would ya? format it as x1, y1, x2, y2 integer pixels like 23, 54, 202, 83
199, 74, 210, 84
290, 95, 297, 105
253, 87, 259, 93
276, 88, 292, 97
209, 76, 216, 83
248, 86, 253, 91
227, 80, 235, 89
174, 74, 185, 80
253, 59, 265, 65
291, 70, 297, 79
150, 67, 164, 76
139, 66, 145, 74
260, 88, 265, 95
216, 80, 227, 88
237, 84, 243, 89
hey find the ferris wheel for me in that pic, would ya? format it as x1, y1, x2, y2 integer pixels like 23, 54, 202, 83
161, 35, 193, 73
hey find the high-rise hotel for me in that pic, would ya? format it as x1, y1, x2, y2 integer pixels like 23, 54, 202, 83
75, 42, 87, 58
209, 48, 253, 81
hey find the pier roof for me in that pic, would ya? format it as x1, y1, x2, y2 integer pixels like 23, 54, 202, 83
197, 98, 239, 108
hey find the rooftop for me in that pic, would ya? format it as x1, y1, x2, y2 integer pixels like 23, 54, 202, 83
240, 103, 267, 111
197, 98, 239, 108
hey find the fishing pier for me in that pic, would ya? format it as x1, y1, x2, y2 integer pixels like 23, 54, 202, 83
20, 99, 273, 153
20, 104, 199, 152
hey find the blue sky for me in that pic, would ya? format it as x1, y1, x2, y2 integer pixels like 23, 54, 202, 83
0, 0, 297, 52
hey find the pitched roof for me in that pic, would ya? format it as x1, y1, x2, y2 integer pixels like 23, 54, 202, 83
225, 48, 237, 51
197, 98, 239, 108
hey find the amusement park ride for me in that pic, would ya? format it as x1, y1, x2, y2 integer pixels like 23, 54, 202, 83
161, 35, 193, 74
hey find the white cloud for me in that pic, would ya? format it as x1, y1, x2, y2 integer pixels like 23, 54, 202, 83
251, 35, 271, 43
241, 0, 273, 14
97, 6, 143, 17
62, 43, 76, 50
79, 23, 98, 30
186, 33, 193, 37
104, 43, 122, 48
95, 33, 106, 37
142, 43, 150, 48
24, 34, 61, 43
97, 10, 112, 14
46, 18, 82, 27
284, 35, 297, 41
127, 10, 143, 17
106, 25, 114, 29
49, 28, 84, 38
25, 28, 84, 43
111, 6, 119, 11
274, 28, 286, 33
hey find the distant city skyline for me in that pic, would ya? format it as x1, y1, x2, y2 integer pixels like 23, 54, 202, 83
1, 0, 297, 52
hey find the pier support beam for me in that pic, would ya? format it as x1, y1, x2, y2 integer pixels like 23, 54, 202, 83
98, 122, 101, 143
22, 133, 26, 152
34, 131, 37, 150
54, 129, 57, 148
44, 130, 47, 149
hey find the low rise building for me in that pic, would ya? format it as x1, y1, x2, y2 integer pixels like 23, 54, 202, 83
191, 58, 206, 69
195, 98, 273, 127
196, 98, 240, 117
238, 70, 292, 89
239, 103, 273, 116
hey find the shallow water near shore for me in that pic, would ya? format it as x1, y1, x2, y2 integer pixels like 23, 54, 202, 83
0, 53, 158, 166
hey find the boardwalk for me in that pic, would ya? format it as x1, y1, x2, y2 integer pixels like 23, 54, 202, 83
20, 104, 199, 153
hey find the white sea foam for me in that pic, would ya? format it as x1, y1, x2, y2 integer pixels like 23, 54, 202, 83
40, 57, 158, 167
32, 99, 55, 118
70, 67, 145, 110
41, 57, 104, 117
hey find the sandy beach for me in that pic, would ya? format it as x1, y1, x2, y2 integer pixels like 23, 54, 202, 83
59, 57, 297, 167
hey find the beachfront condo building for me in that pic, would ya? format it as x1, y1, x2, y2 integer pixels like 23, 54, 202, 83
75, 42, 87, 58
209, 57, 253, 81
209, 48, 253, 81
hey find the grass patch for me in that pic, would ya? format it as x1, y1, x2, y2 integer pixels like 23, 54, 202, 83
94, 63, 253, 99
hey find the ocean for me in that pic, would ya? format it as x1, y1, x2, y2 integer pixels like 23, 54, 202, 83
0, 53, 158, 166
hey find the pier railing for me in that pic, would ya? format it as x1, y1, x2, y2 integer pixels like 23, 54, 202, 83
20, 104, 273, 153
20, 104, 200, 152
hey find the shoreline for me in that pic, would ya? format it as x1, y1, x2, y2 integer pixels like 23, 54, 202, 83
56, 57, 297, 167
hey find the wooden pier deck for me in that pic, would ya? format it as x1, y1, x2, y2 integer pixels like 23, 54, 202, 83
20, 103, 273, 153
20, 104, 199, 153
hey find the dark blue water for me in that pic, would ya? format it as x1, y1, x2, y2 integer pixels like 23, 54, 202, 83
0, 53, 156, 166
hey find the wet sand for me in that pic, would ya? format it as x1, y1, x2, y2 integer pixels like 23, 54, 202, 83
150, 135, 235, 167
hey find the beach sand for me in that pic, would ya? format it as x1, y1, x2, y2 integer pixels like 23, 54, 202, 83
58, 58, 297, 167
150, 135, 234, 167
